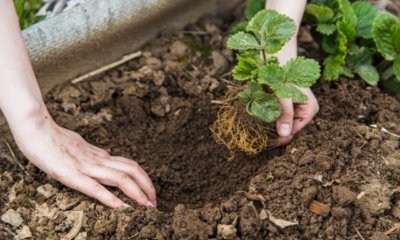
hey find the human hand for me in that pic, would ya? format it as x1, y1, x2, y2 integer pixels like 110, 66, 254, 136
275, 88, 319, 145
12, 114, 156, 208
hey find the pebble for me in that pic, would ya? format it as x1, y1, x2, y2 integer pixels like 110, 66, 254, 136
1, 209, 23, 227
37, 184, 58, 199
170, 40, 188, 56
15, 225, 32, 239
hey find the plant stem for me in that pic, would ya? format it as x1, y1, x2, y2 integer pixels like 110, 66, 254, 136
261, 50, 267, 63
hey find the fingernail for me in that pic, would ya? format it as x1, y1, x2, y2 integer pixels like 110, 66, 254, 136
279, 123, 291, 137
122, 203, 132, 209
146, 201, 155, 208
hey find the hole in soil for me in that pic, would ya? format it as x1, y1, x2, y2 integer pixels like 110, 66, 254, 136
83, 92, 282, 212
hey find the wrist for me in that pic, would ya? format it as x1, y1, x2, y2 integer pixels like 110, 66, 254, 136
275, 38, 297, 65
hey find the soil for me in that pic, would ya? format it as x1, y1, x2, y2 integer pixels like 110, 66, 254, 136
1, 8, 400, 240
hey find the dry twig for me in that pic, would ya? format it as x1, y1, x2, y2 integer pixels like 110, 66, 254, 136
385, 223, 400, 235
71, 51, 142, 84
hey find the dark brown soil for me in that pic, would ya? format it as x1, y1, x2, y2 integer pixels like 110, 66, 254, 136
1, 11, 400, 240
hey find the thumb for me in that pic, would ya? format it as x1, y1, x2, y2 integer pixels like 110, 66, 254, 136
276, 99, 294, 137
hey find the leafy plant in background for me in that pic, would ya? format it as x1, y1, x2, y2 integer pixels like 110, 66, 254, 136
14, 0, 44, 29
304, 0, 400, 93
211, 9, 320, 155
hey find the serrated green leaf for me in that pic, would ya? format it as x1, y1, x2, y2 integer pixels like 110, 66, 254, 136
258, 65, 308, 102
249, 91, 281, 123
372, 12, 400, 60
232, 53, 263, 81
245, 0, 266, 20
323, 54, 345, 81
316, 23, 336, 35
355, 65, 379, 85
238, 82, 261, 104
393, 56, 400, 80
346, 46, 373, 70
258, 63, 284, 86
337, 27, 348, 54
246, 9, 296, 54
321, 36, 338, 54
347, 43, 359, 55
230, 21, 249, 35
341, 66, 355, 78
305, 4, 335, 23
338, 0, 357, 41
274, 85, 308, 102
337, 19, 356, 43
353, 1, 378, 39
283, 57, 321, 88
227, 31, 261, 51
238, 83, 281, 123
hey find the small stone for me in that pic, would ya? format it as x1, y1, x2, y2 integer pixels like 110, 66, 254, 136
37, 184, 57, 199
212, 51, 228, 74
209, 78, 220, 92
332, 186, 357, 206
15, 225, 32, 239
1, 209, 23, 227
74, 232, 87, 240
170, 40, 188, 56
146, 57, 162, 70
152, 71, 166, 86
151, 103, 166, 117
217, 224, 237, 239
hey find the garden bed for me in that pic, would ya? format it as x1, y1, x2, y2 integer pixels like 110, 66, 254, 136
1, 11, 400, 240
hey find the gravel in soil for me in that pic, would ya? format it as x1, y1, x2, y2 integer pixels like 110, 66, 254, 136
1, 11, 400, 240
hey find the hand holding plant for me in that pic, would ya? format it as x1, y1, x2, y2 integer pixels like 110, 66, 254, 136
211, 9, 321, 155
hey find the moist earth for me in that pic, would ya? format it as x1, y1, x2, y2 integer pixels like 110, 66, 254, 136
1, 9, 400, 240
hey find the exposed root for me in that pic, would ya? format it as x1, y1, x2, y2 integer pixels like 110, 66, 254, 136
210, 86, 275, 158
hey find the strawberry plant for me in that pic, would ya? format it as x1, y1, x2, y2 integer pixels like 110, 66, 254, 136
211, 9, 320, 155
304, 0, 400, 93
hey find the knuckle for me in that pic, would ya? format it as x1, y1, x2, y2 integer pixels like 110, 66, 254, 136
116, 173, 131, 185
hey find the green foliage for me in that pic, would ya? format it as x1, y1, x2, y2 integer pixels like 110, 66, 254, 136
228, 9, 321, 123
14, 0, 44, 29
304, 0, 400, 93
245, 0, 266, 20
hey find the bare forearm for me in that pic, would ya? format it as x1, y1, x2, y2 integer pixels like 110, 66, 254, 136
0, 0, 48, 133
265, 0, 307, 63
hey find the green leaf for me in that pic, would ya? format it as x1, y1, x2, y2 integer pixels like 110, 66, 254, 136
355, 65, 380, 85
232, 53, 263, 81
258, 63, 284, 86
227, 31, 261, 51
237, 82, 281, 123
321, 36, 338, 54
338, 0, 357, 42
245, 0, 266, 20
341, 66, 355, 78
316, 23, 336, 35
353, 1, 378, 39
382, 76, 400, 94
372, 12, 400, 60
249, 91, 281, 123
258, 62, 309, 103
274, 85, 308, 102
323, 54, 345, 81
393, 56, 400, 80
283, 57, 321, 88
238, 82, 262, 104
305, 4, 335, 23
230, 21, 249, 35
346, 46, 373, 70
336, 27, 348, 54
246, 9, 296, 54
